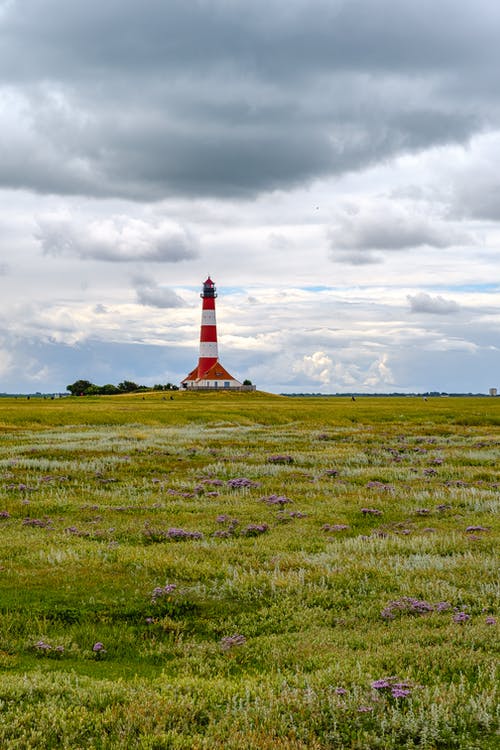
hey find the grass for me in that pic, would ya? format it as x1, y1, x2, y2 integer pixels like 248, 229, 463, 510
0, 392, 498, 748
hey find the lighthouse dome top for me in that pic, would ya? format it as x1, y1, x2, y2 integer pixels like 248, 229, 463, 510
201, 276, 217, 299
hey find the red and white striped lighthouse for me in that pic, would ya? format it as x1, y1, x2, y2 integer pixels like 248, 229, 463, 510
197, 276, 219, 376
181, 277, 243, 389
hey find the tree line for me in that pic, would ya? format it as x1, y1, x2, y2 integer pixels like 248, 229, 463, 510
66, 380, 179, 396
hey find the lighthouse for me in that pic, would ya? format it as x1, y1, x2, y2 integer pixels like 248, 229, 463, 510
181, 277, 244, 389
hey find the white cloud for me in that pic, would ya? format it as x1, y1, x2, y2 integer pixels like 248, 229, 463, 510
35, 214, 199, 263
364, 354, 395, 388
293, 351, 333, 385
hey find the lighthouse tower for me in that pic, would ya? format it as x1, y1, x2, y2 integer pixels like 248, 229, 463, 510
181, 277, 243, 389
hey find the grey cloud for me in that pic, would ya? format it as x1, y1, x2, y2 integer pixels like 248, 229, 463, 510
457, 183, 500, 221
268, 233, 292, 250
35, 215, 199, 263
134, 277, 186, 309
329, 203, 467, 259
0, 1, 499, 200
451, 152, 500, 221
3, 1, 498, 83
335, 251, 383, 266
408, 292, 461, 315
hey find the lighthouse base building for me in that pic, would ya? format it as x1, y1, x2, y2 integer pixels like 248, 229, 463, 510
181, 277, 252, 390
181, 361, 243, 390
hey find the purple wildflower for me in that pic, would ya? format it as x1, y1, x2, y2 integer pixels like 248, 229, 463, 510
213, 518, 239, 536
194, 478, 224, 493
34, 640, 51, 652
22, 517, 53, 528
371, 679, 392, 690
381, 597, 437, 619
366, 481, 394, 492
0, 510, 10, 518
391, 687, 411, 698
166, 527, 203, 540
357, 706, 373, 713
453, 612, 471, 623
92, 642, 106, 658
361, 508, 383, 516
198, 478, 224, 487
220, 634, 246, 652
241, 523, 268, 537
322, 523, 349, 532
371, 676, 413, 700
227, 477, 260, 489
485, 616, 496, 625
334, 687, 347, 695
151, 584, 177, 604
465, 525, 489, 533
260, 494, 292, 507
267, 455, 294, 464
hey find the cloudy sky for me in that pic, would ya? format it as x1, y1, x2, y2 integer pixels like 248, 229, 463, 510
1, 0, 499, 394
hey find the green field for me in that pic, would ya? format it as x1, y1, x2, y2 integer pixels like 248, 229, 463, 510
0, 392, 498, 749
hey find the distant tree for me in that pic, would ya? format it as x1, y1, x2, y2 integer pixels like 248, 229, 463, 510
67, 379, 175, 395
117, 381, 139, 393
243, 379, 253, 386
67, 380, 94, 396
85, 385, 102, 395
99, 384, 121, 395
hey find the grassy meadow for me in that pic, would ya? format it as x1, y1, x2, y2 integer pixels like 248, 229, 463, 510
0, 392, 498, 749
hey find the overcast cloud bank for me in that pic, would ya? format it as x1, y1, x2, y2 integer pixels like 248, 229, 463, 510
0, 0, 499, 393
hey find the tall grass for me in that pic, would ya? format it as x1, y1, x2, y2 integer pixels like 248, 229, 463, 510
0, 393, 498, 748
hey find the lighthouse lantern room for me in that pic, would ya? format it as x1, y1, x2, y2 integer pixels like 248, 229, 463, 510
181, 277, 244, 390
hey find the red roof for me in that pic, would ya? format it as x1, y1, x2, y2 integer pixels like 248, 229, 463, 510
182, 366, 200, 382
181, 359, 239, 383
199, 360, 237, 381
